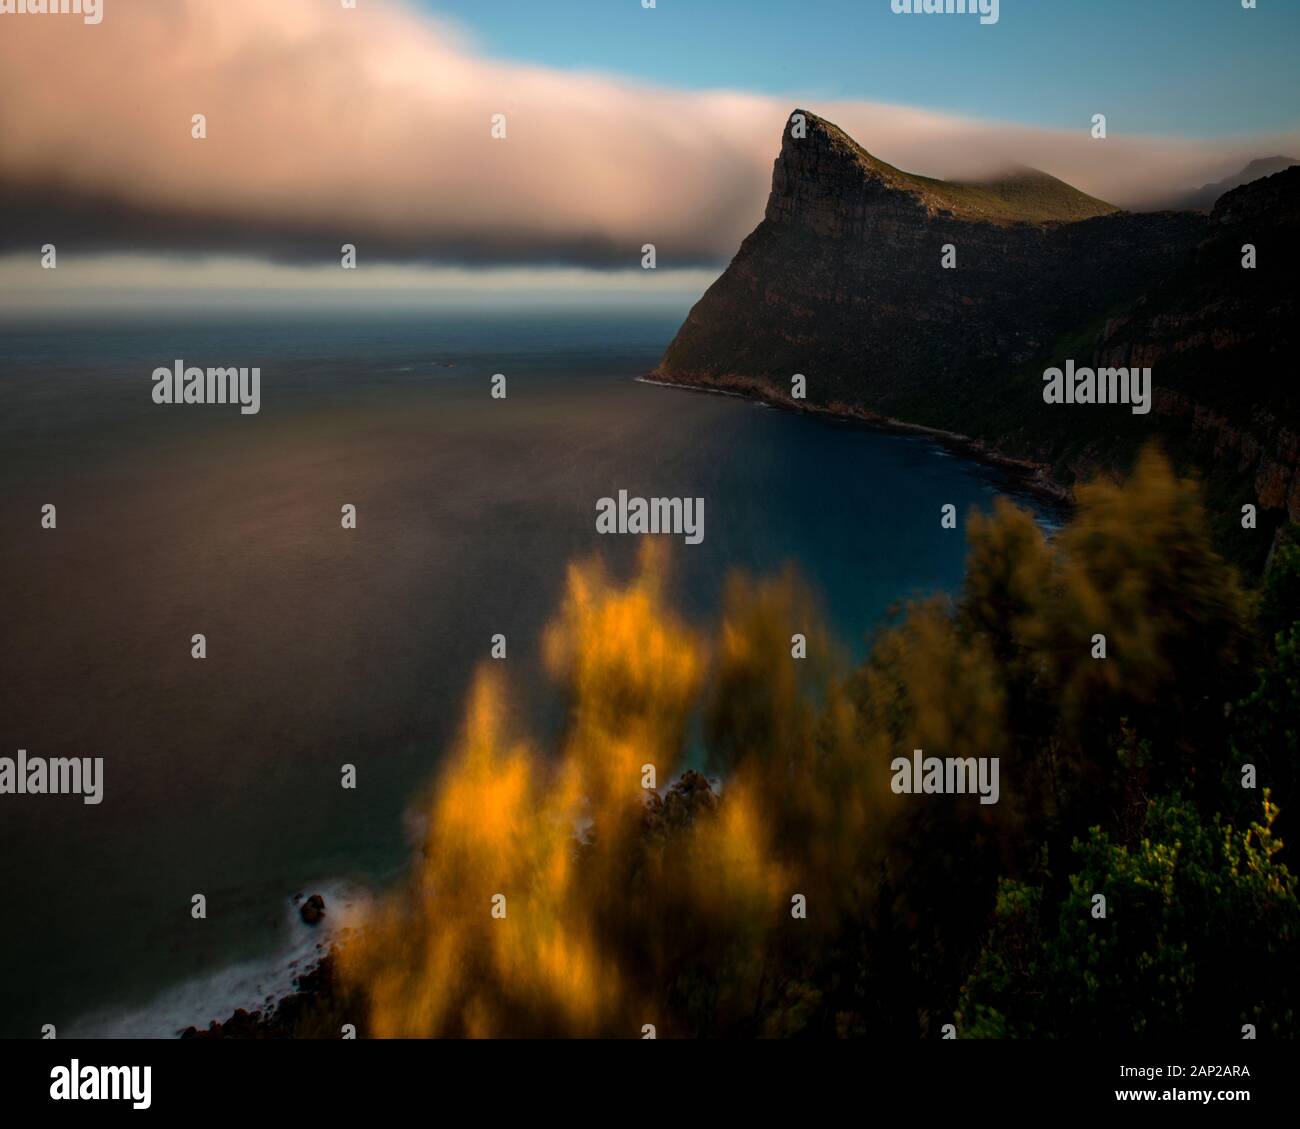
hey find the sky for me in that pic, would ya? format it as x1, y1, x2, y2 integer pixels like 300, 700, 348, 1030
0, 0, 1296, 312
421, 0, 1300, 139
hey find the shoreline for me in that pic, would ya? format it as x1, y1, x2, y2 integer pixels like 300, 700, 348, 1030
64, 884, 368, 1039
638, 372, 1075, 509
188, 372, 1070, 1038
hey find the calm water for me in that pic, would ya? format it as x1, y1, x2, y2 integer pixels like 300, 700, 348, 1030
0, 310, 1058, 1037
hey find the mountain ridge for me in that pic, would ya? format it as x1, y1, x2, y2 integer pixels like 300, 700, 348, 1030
1159, 156, 1299, 213
653, 110, 1300, 570
769, 110, 1119, 226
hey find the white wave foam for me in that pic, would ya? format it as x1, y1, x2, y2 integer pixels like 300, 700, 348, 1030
65, 881, 373, 1039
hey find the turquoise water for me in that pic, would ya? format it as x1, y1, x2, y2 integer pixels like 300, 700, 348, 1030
0, 310, 1059, 1036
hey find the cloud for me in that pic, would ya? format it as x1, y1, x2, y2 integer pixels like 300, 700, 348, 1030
0, 0, 1295, 269
0, 251, 720, 314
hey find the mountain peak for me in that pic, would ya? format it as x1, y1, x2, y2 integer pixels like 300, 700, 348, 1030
656, 108, 1204, 432
772, 110, 1117, 228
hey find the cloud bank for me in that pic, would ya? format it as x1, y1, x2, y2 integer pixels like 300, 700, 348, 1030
1, 0, 1296, 269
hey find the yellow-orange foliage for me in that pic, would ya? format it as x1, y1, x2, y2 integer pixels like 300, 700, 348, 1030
340, 542, 786, 1036
339, 447, 1248, 1037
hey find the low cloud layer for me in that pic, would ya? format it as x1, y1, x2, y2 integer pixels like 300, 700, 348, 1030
1, 0, 1295, 269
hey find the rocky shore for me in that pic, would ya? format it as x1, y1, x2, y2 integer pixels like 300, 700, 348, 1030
640, 373, 1076, 508
182, 893, 349, 1039
182, 954, 340, 1039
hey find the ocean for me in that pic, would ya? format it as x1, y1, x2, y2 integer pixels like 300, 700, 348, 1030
0, 309, 1060, 1037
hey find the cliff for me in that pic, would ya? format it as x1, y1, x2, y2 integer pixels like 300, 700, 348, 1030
1165, 156, 1299, 213
653, 110, 1300, 569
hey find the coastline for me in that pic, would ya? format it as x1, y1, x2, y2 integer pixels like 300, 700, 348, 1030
638, 372, 1076, 509
64, 884, 368, 1040
188, 369, 1071, 1040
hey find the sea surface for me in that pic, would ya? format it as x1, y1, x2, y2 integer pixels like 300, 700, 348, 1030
0, 309, 1060, 1037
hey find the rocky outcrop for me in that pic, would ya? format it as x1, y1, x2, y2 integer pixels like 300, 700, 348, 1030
654, 110, 1300, 561
655, 110, 1203, 423
1085, 166, 1300, 521
300, 893, 326, 925
181, 955, 339, 1039
1162, 156, 1299, 213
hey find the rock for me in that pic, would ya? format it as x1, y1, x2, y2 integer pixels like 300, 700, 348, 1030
654, 109, 1300, 569
300, 893, 326, 925
655, 109, 1199, 421
183, 952, 341, 1039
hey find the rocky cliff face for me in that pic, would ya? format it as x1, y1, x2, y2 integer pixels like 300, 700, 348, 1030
656, 111, 1203, 419
1163, 156, 1299, 213
654, 110, 1299, 565
1089, 165, 1300, 524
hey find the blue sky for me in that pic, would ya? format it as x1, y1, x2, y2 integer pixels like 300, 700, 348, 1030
421, 0, 1300, 138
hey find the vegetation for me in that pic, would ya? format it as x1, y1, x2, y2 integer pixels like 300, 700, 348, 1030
806, 110, 1119, 224
253, 447, 1299, 1038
